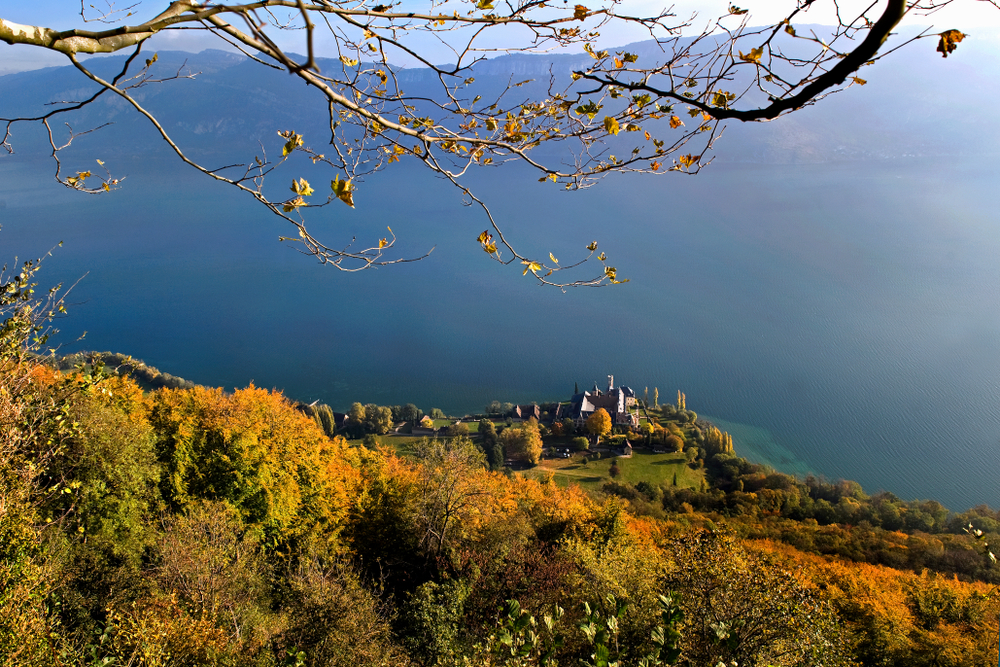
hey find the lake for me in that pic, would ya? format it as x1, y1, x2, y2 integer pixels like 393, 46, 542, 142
2, 151, 998, 511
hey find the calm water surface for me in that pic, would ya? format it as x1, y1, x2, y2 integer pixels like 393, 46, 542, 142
2, 153, 998, 510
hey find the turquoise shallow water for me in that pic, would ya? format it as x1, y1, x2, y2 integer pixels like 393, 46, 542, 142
2, 153, 999, 510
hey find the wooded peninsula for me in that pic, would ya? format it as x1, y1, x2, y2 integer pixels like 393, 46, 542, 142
4, 350, 997, 666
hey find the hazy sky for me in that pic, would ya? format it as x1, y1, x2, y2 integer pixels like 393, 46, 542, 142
1, 0, 999, 74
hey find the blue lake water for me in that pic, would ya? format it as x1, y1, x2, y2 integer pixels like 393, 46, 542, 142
2, 152, 999, 511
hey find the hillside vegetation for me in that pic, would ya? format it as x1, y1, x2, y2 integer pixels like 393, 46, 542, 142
3, 262, 999, 666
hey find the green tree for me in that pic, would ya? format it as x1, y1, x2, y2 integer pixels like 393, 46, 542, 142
364, 403, 394, 435
430, 408, 446, 419
447, 422, 471, 437
666, 529, 851, 667
348, 402, 366, 425
400, 403, 423, 424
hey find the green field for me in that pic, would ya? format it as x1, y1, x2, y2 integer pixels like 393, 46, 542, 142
527, 449, 704, 492
348, 430, 705, 495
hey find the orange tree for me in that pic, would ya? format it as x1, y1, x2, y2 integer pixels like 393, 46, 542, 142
586, 408, 612, 444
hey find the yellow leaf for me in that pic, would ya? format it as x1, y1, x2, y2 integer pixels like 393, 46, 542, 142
484, 243, 497, 254
549, 252, 559, 264
96, 159, 104, 166
102, 182, 110, 192
587, 241, 598, 252
290, 177, 314, 197
603, 116, 620, 135
478, 230, 492, 244
785, 24, 796, 36
614, 57, 624, 68
573, 4, 588, 20
522, 260, 542, 276
728, 4, 748, 14
279, 130, 303, 156
379, 238, 388, 248
678, 154, 699, 168
331, 175, 355, 208
651, 161, 661, 172
669, 115, 684, 129
937, 30, 965, 58
283, 196, 306, 212
739, 46, 763, 64
852, 76, 867, 85
644, 131, 651, 140
485, 118, 498, 131
339, 55, 360, 67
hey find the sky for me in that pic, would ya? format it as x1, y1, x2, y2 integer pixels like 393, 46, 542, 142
1, 0, 999, 73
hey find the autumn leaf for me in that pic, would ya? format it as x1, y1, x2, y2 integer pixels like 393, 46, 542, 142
477, 230, 491, 244
587, 241, 598, 252
603, 116, 620, 135
522, 260, 542, 276
575, 101, 602, 119
339, 55, 360, 67
651, 161, 661, 172
279, 130, 304, 157
283, 196, 306, 212
549, 252, 559, 264
937, 30, 965, 57
477, 0, 494, 8
739, 46, 763, 64
574, 4, 588, 20
852, 76, 867, 85
331, 175, 355, 207
785, 24, 796, 36
290, 177, 314, 197
669, 115, 684, 129
378, 238, 388, 248
728, 5, 748, 15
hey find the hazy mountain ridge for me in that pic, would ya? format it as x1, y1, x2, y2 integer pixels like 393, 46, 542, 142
1, 30, 999, 164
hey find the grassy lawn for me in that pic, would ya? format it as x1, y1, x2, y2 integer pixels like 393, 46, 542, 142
526, 449, 703, 492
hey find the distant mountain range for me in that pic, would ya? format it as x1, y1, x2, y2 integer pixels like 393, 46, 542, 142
2, 27, 999, 164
